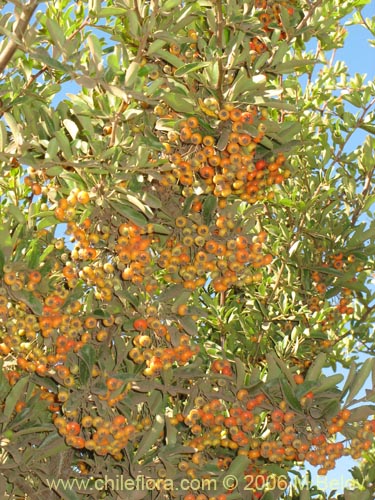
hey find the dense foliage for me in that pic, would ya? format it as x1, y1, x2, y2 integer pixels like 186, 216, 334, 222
0, 0, 375, 499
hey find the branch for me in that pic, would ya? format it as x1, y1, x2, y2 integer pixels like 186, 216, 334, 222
295, 0, 324, 33
329, 96, 375, 169
359, 10, 375, 36
351, 163, 375, 226
0, 0, 39, 75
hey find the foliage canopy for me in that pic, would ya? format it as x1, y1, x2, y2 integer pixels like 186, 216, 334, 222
0, 0, 375, 499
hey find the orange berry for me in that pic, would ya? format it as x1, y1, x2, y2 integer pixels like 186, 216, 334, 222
187, 116, 199, 128
293, 374, 304, 385
15, 401, 26, 412
191, 132, 202, 145
202, 135, 215, 146
177, 304, 188, 316
180, 127, 192, 142
229, 108, 242, 121
32, 183, 42, 195
66, 421, 81, 436
340, 409, 351, 420
218, 109, 230, 120
133, 318, 148, 331
77, 191, 90, 204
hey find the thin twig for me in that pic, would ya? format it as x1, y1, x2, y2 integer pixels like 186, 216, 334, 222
329, 96, 375, 168
351, 163, 375, 226
295, 0, 324, 33
0, 0, 39, 75
359, 10, 375, 36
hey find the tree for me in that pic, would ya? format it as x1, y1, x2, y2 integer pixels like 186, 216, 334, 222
0, 0, 375, 499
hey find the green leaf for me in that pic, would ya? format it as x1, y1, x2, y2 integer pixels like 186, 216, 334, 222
0, 223, 13, 261
0, 120, 8, 151
179, 316, 198, 336
125, 193, 152, 215
7, 204, 25, 224
115, 289, 139, 308
46, 18, 65, 50
125, 61, 140, 87
55, 130, 73, 159
11, 290, 43, 315
270, 40, 290, 66
32, 50, 68, 72
347, 404, 375, 422
37, 216, 59, 230
314, 374, 344, 393
148, 390, 165, 414
45, 139, 59, 160
40, 244, 55, 262
278, 121, 302, 142
79, 344, 97, 385
174, 61, 210, 77
147, 39, 167, 55
233, 358, 245, 392
141, 191, 162, 209
272, 58, 317, 73
345, 358, 374, 405
257, 98, 298, 112
63, 119, 79, 140
29, 432, 68, 461
342, 362, 357, 396
3, 377, 29, 426
14, 425, 55, 437
163, 0, 182, 9
125, 9, 141, 38
150, 223, 171, 235
153, 48, 184, 68
359, 122, 375, 134
3, 112, 23, 147
26, 239, 40, 268
305, 353, 327, 382
225, 70, 266, 100
218, 455, 250, 489
134, 413, 165, 460
108, 200, 148, 226
97, 7, 127, 16
202, 194, 217, 225
31, 374, 58, 393
344, 490, 371, 500
300, 488, 311, 500
171, 291, 192, 312
165, 417, 177, 446
266, 351, 295, 386
266, 356, 281, 380
92, 308, 111, 319
162, 93, 195, 113
0, 360, 11, 402
280, 378, 302, 411
158, 284, 186, 301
